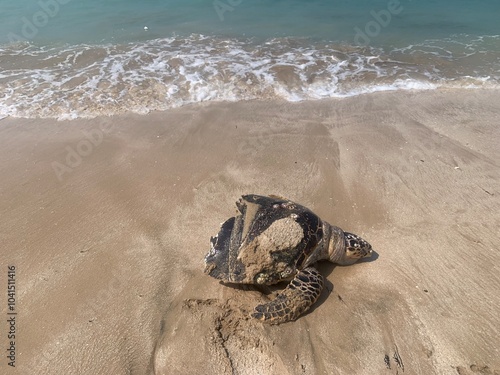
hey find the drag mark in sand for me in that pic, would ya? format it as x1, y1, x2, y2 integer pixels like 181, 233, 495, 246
337, 294, 346, 304
182, 298, 238, 374
179, 297, 293, 374
214, 315, 236, 375
384, 354, 391, 369
384, 344, 405, 373
478, 186, 494, 196
393, 344, 404, 372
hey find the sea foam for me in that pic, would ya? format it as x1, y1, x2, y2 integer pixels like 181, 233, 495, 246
0, 34, 498, 120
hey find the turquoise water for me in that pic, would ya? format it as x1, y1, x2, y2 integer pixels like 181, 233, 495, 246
2, 0, 499, 45
0, 0, 499, 118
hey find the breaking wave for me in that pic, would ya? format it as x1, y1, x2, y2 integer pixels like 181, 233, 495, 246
0, 34, 498, 119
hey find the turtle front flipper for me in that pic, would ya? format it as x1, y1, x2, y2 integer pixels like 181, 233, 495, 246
251, 266, 324, 324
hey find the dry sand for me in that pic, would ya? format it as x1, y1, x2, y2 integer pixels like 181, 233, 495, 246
0, 89, 499, 375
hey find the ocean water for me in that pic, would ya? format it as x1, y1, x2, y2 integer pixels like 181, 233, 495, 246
0, 0, 499, 119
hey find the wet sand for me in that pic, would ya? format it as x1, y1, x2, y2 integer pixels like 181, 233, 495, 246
0, 89, 499, 375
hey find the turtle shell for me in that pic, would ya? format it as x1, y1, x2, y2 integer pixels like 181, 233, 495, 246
204, 195, 324, 285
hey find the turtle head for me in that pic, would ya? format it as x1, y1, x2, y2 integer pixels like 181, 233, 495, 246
332, 231, 373, 265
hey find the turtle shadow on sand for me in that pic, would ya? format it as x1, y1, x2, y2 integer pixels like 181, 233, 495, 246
356, 249, 379, 263
305, 251, 379, 318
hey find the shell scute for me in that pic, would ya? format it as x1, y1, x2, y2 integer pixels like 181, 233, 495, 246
204, 195, 324, 285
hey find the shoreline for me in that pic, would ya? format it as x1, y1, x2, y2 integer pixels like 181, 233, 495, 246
3, 85, 500, 121
1, 89, 499, 375
2, 31, 499, 120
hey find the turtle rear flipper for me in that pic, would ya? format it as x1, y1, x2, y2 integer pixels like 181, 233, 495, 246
251, 267, 324, 324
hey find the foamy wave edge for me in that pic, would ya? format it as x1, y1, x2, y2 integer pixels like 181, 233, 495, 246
0, 35, 499, 120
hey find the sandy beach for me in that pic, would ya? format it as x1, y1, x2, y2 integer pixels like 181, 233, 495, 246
0, 89, 499, 375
